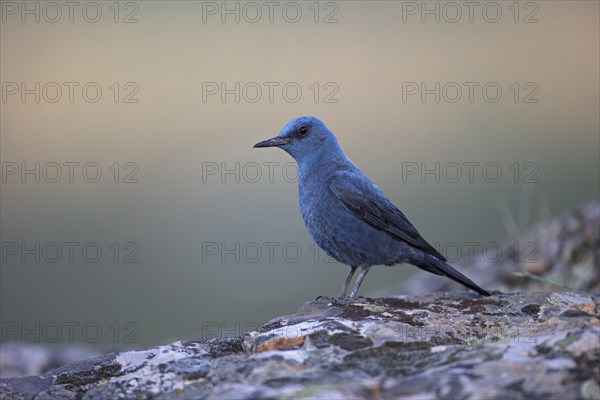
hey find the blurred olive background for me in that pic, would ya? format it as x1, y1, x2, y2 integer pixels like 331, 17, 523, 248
1, 1, 598, 348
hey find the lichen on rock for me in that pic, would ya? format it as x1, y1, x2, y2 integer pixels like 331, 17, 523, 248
1, 291, 598, 400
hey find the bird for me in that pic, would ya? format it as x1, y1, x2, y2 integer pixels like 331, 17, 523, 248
254, 116, 490, 298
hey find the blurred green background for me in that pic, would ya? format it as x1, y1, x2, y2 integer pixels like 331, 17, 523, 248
1, 1, 598, 348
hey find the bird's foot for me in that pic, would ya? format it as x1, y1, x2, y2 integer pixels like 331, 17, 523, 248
315, 295, 348, 304
331, 296, 353, 305
315, 295, 374, 305
337, 295, 374, 304
315, 295, 348, 302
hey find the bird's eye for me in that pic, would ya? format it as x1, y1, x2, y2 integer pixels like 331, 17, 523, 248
298, 125, 309, 136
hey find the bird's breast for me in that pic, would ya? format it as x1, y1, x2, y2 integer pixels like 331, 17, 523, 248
297, 175, 396, 267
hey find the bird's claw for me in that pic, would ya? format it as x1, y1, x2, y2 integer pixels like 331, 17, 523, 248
315, 295, 347, 304
315, 295, 373, 305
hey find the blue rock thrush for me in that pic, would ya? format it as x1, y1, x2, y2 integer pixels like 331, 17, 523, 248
254, 116, 490, 298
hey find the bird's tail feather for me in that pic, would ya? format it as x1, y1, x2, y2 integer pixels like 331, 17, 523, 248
417, 257, 491, 296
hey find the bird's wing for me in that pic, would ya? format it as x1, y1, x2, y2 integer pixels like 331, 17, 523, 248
329, 171, 446, 261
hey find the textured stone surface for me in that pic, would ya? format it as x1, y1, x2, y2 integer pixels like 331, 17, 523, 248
1, 291, 598, 399
0, 344, 101, 379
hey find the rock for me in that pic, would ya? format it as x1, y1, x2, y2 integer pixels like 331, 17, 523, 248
1, 291, 598, 399
0, 344, 101, 379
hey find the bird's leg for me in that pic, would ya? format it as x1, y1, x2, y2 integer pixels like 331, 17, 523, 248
348, 268, 370, 298
338, 265, 357, 298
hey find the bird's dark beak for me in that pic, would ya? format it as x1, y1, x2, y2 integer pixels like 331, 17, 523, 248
253, 136, 290, 148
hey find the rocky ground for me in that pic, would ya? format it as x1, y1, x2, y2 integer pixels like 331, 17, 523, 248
1, 200, 599, 399
1, 291, 599, 399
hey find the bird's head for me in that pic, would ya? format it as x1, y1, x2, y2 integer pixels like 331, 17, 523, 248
253, 116, 339, 162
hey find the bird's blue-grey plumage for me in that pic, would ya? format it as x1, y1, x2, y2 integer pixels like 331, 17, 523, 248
254, 116, 490, 297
